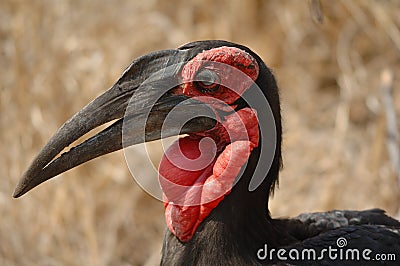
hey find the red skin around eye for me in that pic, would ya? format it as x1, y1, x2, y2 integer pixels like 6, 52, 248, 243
176, 46, 259, 105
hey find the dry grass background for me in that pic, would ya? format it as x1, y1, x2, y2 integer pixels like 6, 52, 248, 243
1, 0, 400, 265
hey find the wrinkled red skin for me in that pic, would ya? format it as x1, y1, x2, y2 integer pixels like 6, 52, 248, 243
158, 47, 260, 242
179, 46, 258, 104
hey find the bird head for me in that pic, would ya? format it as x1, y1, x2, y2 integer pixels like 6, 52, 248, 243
13, 40, 282, 242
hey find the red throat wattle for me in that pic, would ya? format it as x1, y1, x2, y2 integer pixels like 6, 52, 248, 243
158, 46, 260, 242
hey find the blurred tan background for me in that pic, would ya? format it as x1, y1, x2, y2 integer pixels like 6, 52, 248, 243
1, 0, 400, 265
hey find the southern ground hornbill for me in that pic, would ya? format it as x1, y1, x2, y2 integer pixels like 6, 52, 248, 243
14, 40, 400, 265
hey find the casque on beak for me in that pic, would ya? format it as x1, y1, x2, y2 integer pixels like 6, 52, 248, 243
13, 49, 216, 198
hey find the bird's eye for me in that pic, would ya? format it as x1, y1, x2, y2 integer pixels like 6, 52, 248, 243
194, 69, 220, 93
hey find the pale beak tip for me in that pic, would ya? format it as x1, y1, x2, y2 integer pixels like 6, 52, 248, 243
13, 188, 23, 198
13, 174, 32, 198
13, 182, 27, 198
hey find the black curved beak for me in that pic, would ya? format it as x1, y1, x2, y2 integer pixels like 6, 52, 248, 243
13, 49, 215, 198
